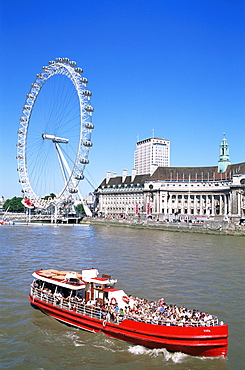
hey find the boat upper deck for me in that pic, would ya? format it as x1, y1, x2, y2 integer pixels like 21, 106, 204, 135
33, 268, 113, 290
33, 269, 87, 290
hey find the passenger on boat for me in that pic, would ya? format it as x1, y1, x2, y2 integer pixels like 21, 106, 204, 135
42, 288, 52, 300
86, 299, 96, 306
54, 290, 63, 304
70, 293, 82, 305
76, 296, 85, 305
119, 308, 124, 318
32, 280, 39, 288
204, 313, 213, 322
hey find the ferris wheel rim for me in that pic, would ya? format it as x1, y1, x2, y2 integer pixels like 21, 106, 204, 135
16, 57, 94, 208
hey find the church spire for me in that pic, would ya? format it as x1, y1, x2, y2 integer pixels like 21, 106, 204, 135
218, 133, 231, 173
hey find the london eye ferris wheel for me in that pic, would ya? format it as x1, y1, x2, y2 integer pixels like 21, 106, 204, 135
17, 57, 94, 214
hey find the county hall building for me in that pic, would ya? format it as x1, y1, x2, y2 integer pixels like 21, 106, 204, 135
95, 137, 245, 223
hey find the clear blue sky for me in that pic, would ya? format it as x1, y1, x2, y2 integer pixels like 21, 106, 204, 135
0, 0, 244, 199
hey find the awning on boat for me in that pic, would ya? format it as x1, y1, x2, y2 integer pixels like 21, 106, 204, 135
91, 277, 110, 284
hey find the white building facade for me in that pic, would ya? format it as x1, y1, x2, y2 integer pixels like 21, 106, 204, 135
134, 137, 170, 175
95, 163, 245, 222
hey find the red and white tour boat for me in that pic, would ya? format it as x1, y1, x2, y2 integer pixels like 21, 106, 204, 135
29, 268, 228, 357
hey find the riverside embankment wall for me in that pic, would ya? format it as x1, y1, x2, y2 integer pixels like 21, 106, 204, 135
81, 218, 245, 236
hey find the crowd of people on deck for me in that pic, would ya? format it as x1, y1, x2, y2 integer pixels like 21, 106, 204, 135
31, 280, 221, 327
91, 296, 219, 327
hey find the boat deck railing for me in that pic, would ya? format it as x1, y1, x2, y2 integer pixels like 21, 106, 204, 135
30, 287, 220, 327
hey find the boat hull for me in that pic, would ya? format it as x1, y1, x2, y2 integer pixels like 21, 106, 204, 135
29, 294, 228, 357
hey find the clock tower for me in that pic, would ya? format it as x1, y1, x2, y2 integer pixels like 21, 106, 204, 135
218, 134, 231, 173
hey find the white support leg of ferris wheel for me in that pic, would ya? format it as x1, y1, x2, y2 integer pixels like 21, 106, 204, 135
55, 143, 92, 217
56, 144, 68, 187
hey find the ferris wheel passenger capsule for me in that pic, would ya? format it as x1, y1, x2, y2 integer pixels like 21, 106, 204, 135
80, 158, 89, 164
23, 105, 31, 110
80, 77, 88, 84
75, 174, 84, 180
36, 73, 43, 78
69, 61, 77, 67
83, 90, 92, 97
62, 57, 70, 63
20, 117, 28, 122
83, 140, 93, 147
48, 60, 55, 65
55, 57, 63, 62
85, 105, 94, 112
69, 188, 78, 193
85, 122, 94, 129
75, 67, 83, 74
26, 94, 34, 99
31, 83, 39, 87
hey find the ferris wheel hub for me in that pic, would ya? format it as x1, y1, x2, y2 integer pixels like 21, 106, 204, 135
42, 133, 69, 144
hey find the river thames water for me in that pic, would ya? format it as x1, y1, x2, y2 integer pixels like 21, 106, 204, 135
1, 224, 244, 370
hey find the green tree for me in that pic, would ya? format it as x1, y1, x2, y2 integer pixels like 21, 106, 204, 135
3, 197, 25, 212
42, 193, 56, 200
76, 203, 85, 215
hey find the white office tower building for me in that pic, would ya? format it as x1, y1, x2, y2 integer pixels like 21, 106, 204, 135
134, 137, 170, 175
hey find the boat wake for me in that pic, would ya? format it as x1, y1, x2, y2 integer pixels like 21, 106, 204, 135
128, 345, 227, 366
93, 336, 127, 353
64, 332, 86, 347
128, 345, 188, 363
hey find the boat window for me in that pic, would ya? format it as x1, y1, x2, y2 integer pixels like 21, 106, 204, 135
69, 277, 80, 283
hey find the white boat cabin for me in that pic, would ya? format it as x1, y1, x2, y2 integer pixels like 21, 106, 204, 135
32, 268, 129, 309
